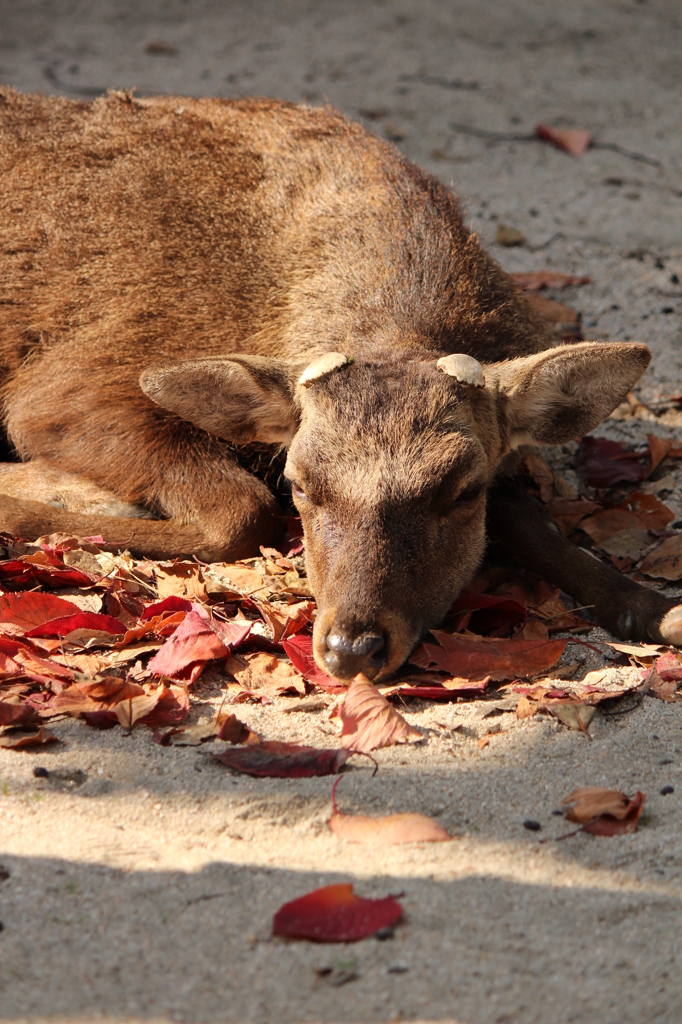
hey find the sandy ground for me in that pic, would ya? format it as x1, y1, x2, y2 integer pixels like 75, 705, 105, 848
1, 2, 682, 1022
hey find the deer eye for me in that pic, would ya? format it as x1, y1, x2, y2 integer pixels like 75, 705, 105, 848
441, 481, 484, 516
290, 482, 307, 501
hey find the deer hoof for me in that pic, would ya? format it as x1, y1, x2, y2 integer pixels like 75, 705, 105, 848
656, 605, 682, 647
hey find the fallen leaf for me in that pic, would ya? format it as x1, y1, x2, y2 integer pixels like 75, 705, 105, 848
411, 631, 567, 681
575, 436, 644, 488
113, 689, 164, 730
645, 668, 679, 701
329, 778, 450, 844
225, 650, 306, 697
525, 293, 579, 324
147, 610, 245, 678
272, 883, 402, 942
522, 453, 555, 502
581, 492, 674, 545
449, 590, 527, 637
380, 677, 490, 700
547, 702, 596, 733
496, 224, 524, 247
217, 713, 260, 744
255, 599, 314, 642
0, 726, 60, 749
654, 652, 682, 681
561, 786, 645, 834
214, 564, 265, 595
339, 675, 422, 753
0, 592, 80, 635
141, 596, 193, 619
639, 534, 682, 580
647, 434, 673, 475
545, 497, 601, 536
535, 124, 591, 156
597, 528, 654, 561
154, 562, 207, 602
139, 684, 189, 727
0, 700, 40, 728
0, 558, 96, 589
212, 741, 350, 778
281, 635, 346, 693
512, 271, 591, 290
25, 611, 125, 638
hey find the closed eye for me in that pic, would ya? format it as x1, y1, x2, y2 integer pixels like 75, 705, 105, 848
440, 481, 485, 516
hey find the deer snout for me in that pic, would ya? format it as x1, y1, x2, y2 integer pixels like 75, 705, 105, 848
323, 626, 387, 679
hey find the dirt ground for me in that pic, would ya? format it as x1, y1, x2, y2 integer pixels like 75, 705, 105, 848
1, 2, 682, 1022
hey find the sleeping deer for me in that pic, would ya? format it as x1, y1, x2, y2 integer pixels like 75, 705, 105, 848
1, 87, 680, 680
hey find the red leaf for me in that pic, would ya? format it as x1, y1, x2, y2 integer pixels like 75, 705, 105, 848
0, 592, 81, 634
141, 596, 193, 619
280, 634, 346, 692
281, 635, 347, 693
449, 590, 526, 637
410, 631, 566, 681
339, 675, 422, 752
0, 559, 96, 589
146, 611, 233, 677
654, 652, 682, 682
81, 710, 118, 729
535, 124, 591, 156
211, 741, 349, 777
25, 612, 125, 638
576, 436, 644, 488
273, 883, 402, 942
381, 679, 490, 701
0, 635, 74, 685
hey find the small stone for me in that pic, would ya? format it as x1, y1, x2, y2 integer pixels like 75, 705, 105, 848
388, 964, 409, 974
375, 926, 395, 940
495, 224, 525, 246
33, 766, 49, 779
523, 819, 541, 831
659, 758, 674, 765
551, 809, 564, 816
660, 785, 674, 796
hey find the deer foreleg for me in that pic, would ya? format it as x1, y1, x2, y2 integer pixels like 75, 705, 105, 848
486, 479, 682, 645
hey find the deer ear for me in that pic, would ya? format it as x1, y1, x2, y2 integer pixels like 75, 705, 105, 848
140, 355, 298, 444
491, 341, 651, 446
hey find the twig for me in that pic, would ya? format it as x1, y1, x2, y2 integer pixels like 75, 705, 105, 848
401, 74, 479, 91
592, 141, 661, 168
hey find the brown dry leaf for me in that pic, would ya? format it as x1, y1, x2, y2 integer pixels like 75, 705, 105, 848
255, 600, 314, 643
339, 674, 422, 753
329, 781, 450, 845
215, 564, 266, 595
225, 651, 306, 697
581, 492, 674, 546
639, 534, 682, 580
597, 529, 654, 561
522, 453, 554, 502
646, 434, 673, 475
561, 787, 645, 835
547, 703, 596, 733
113, 689, 164, 730
0, 726, 60, 749
525, 292, 579, 324
154, 562, 208, 602
512, 271, 591, 290
546, 497, 601, 536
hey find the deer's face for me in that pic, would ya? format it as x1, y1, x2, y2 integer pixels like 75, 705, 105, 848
285, 360, 501, 679
140, 340, 650, 679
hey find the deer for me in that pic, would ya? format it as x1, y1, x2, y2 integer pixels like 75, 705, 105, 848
1, 86, 680, 681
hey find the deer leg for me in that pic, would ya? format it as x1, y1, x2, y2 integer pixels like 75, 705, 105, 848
486, 478, 682, 646
0, 459, 281, 562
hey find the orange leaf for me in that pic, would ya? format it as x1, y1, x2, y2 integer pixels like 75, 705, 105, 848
535, 124, 591, 155
411, 631, 566, 682
562, 786, 645, 834
339, 675, 422, 753
329, 779, 450, 844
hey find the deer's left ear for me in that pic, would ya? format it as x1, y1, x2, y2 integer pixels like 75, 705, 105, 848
489, 341, 651, 446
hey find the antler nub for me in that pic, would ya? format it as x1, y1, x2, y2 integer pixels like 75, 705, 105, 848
298, 352, 352, 387
436, 353, 485, 387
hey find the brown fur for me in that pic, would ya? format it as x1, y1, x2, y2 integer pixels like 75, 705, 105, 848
0, 87, 665, 678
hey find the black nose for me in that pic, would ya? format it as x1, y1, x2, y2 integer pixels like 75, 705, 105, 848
323, 628, 386, 679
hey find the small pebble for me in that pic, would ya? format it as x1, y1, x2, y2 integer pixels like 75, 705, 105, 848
375, 926, 395, 941
523, 819, 542, 831
551, 809, 564, 816
660, 785, 674, 796
33, 766, 49, 779
659, 758, 674, 765
388, 964, 409, 974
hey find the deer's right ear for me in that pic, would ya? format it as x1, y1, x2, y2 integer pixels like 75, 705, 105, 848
139, 355, 298, 444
